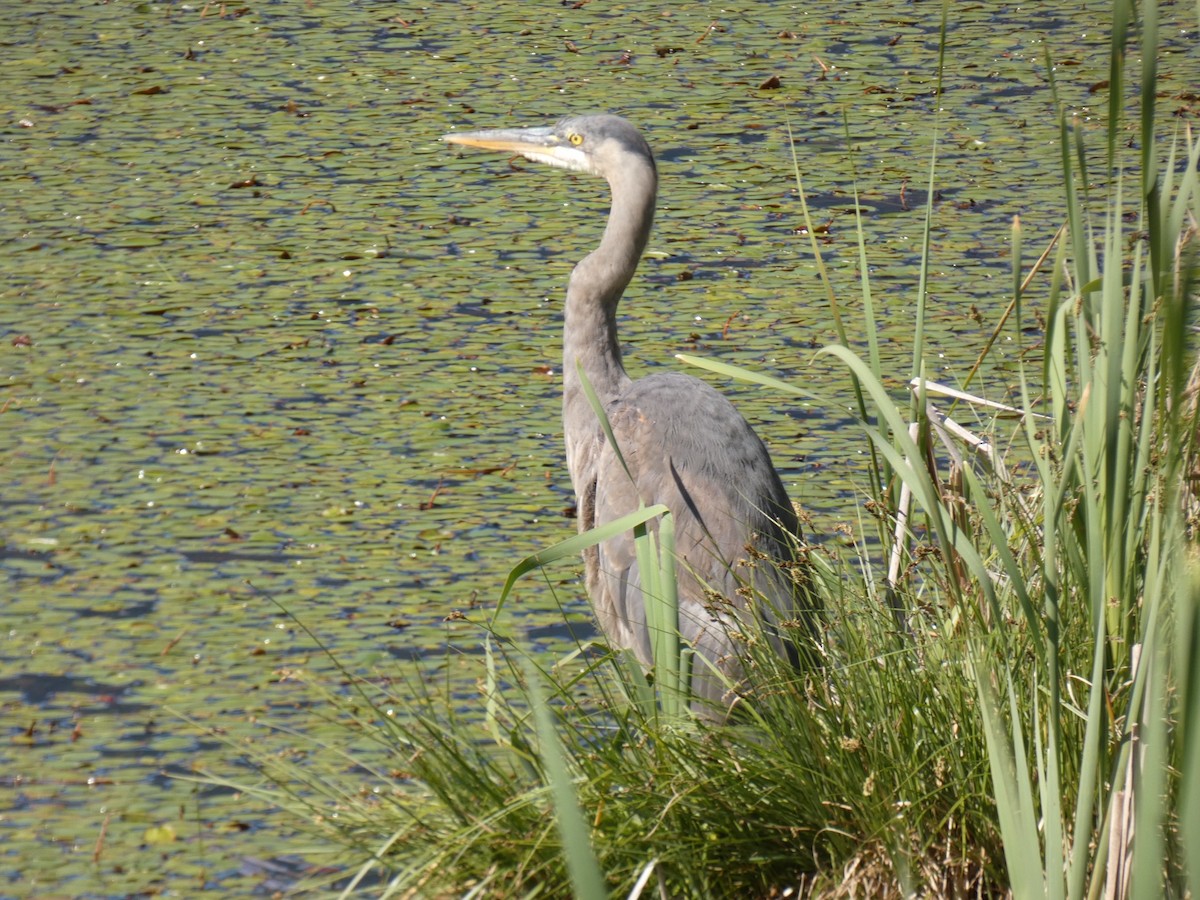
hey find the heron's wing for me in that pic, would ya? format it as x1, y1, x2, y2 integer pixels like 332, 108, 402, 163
590, 372, 807, 699
598, 371, 799, 581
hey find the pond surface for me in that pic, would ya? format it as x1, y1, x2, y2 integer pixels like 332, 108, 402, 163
1, 0, 1197, 894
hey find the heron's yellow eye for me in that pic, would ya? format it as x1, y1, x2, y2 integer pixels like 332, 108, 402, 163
569, 132, 583, 146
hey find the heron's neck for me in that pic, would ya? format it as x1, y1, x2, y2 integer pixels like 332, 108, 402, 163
562, 161, 657, 405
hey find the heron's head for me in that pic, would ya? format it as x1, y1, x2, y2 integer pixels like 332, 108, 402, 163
442, 114, 655, 181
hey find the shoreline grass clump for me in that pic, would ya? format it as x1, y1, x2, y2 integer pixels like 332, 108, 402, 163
202, 1, 1199, 895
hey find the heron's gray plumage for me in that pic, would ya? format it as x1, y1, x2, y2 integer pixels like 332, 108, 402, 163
444, 114, 816, 713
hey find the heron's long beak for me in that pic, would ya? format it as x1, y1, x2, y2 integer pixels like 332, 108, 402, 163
442, 126, 556, 155
442, 126, 589, 173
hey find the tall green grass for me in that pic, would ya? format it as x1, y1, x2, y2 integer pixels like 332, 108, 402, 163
958, 2, 1200, 895
200, 1, 1199, 895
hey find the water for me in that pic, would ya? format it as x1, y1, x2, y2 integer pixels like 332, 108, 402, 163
1, 0, 1196, 893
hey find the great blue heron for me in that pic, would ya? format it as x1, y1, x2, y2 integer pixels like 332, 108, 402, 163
443, 114, 816, 713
